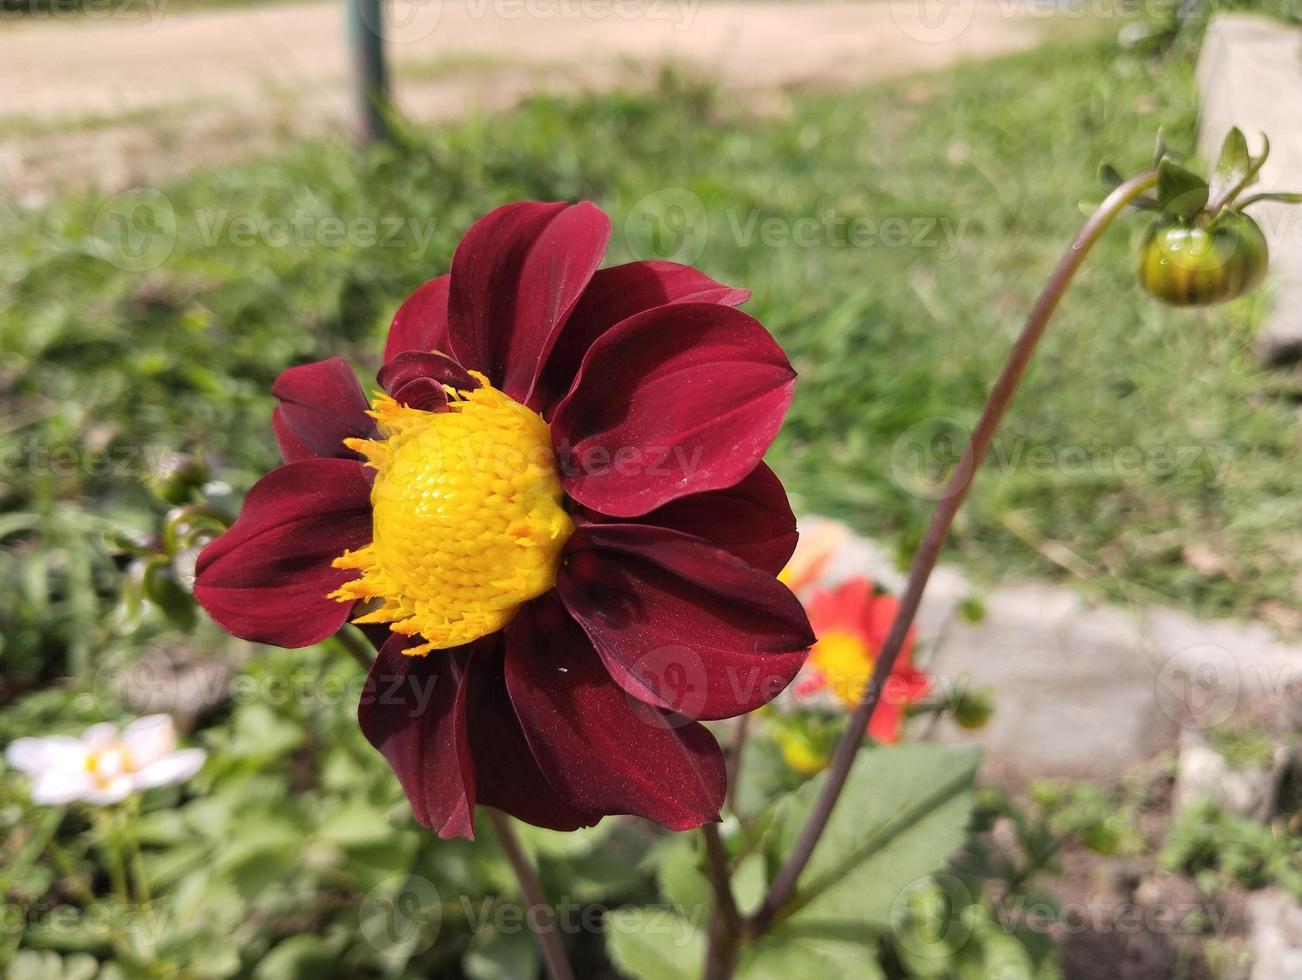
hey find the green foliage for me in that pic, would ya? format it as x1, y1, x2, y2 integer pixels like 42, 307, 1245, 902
770, 744, 978, 929
1160, 801, 1302, 900
1025, 781, 1147, 857
609, 744, 983, 980
0, 644, 653, 977
2, 25, 1294, 980
3, 31, 1297, 690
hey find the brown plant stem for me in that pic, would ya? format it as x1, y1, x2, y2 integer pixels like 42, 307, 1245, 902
741, 168, 1160, 942
726, 714, 750, 812
487, 808, 577, 980
701, 822, 742, 980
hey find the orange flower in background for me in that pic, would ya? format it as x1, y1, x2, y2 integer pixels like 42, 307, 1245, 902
796, 577, 931, 743
778, 522, 843, 595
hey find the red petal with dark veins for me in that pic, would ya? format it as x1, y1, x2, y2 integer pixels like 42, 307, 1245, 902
504, 596, 726, 830
460, 639, 600, 832
446, 202, 611, 403
358, 633, 476, 839
383, 274, 451, 363
194, 459, 373, 648
551, 303, 796, 518
556, 524, 812, 721
377, 350, 479, 398
532, 260, 750, 415
270, 358, 375, 463
580, 463, 797, 576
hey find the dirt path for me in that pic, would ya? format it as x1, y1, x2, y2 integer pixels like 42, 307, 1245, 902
0, 0, 1043, 202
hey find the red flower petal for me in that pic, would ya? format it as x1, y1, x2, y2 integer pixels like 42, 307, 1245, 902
557, 524, 812, 721
504, 597, 725, 829
532, 260, 750, 415
389, 379, 448, 413
867, 593, 915, 664
194, 459, 373, 647
806, 578, 876, 637
551, 303, 796, 517
581, 463, 796, 575
358, 633, 476, 839
377, 350, 479, 396
383, 274, 451, 363
447, 202, 611, 403
868, 701, 905, 744
271, 410, 316, 464
270, 358, 375, 463
377, 350, 481, 411
460, 640, 600, 833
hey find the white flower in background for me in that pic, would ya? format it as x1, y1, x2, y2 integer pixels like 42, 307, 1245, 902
4, 715, 205, 806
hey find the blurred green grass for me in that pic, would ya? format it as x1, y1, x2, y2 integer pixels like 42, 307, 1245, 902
2, 33, 1298, 685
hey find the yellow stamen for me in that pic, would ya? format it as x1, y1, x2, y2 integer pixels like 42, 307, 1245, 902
86, 743, 134, 789
809, 631, 874, 705
331, 372, 573, 656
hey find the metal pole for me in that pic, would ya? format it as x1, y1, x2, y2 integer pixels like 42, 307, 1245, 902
347, 0, 391, 143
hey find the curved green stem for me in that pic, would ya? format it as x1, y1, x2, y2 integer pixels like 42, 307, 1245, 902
741, 168, 1160, 942
124, 797, 152, 906
93, 809, 131, 907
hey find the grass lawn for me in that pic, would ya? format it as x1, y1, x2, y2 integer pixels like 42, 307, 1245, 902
2, 29, 1299, 682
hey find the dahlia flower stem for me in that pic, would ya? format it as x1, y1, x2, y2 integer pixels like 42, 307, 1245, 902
726, 714, 750, 811
701, 822, 742, 980
486, 808, 576, 980
332, 626, 375, 670
747, 168, 1160, 940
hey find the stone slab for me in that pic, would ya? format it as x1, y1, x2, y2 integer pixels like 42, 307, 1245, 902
1197, 15, 1302, 366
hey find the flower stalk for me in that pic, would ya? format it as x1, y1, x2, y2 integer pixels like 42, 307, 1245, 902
702, 168, 1161, 973
701, 822, 742, 966
487, 808, 577, 980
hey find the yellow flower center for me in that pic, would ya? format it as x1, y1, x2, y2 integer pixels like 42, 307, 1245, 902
331, 372, 573, 655
86, 743, 134, 787
809, 630, 874, 705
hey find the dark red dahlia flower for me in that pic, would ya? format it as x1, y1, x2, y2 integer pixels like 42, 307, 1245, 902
194, 201, 813, 838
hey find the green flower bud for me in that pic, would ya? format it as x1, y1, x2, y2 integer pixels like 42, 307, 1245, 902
149, 453, 209, 506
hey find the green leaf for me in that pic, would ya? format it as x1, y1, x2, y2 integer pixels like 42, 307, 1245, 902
604, 907, 705, 980
464, 928, 539, 980
1156, 159, 1209, 219
1152, 129, 1170, 168
737, 931, 884, 979
253, 935, 338, 980
317, 799, 392, 848
513, 820, 612, 860
654, 834, 712, 916
1210, 127, 1251, 205
732, 852, 768, 918
1097, 162, 1123, 190
1240, 191, 1302, 207
771, 744, 979, 930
